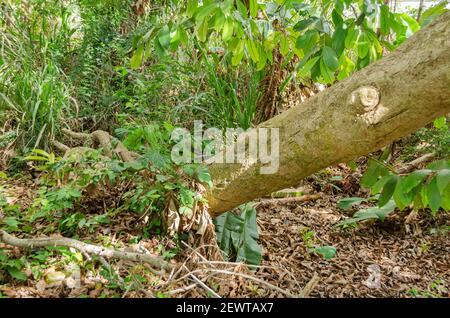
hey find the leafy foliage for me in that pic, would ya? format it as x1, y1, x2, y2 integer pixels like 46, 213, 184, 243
339, 157, 450, 225
214, 204, 262, 266
131, 0, 439, 85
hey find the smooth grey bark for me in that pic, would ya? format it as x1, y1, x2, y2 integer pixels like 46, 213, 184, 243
206, 11, 450, 216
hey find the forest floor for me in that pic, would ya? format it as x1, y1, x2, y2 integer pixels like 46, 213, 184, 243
1, 163, 448, 298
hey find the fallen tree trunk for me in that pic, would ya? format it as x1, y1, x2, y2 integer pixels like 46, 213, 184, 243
206, 12, 450, 216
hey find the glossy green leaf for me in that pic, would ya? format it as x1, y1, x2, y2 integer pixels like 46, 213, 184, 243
297, 56, 320, 76
428, 177, 442, 214
322, 46, 339, 71
338, 200, 396, 225
222, 17, 234, 42
345, 26, 359, 49
378, 175, 398, 207
280, 35, 289, 56
401, 169, 432, 193
338, 197, 369, 210
296, 30, 319, 56
357, 33, 369, 58
246, 39, 260, 63
249, 0, 257, 18
319, 59, 334, 84
187, 0, 198, 18
195, 3, 216, 22
332, 25, 347, 56
379, 5, 390, 35
436, 169, 450, 194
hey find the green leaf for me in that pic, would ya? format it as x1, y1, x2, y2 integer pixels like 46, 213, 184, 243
296, 30, 319, 56
322, 46, 339, 71
195, 3, 216, 22
214, 204, 261, 265
186, 0, 198, 18
294, 18, 316, 32
130, 44, 144, 69
197, 166, 213, 187
361, 160, 386, 188
427, 177, 442, 214
31, 149, 50, 157
319, 59, 334, 84
179, 206, 193, 217
400, 13, 420, 33
249, 0, 257, 18
379, 5, 390, 35
313, 246, 336, 259
7, 267, 27, 281
393, 179, 413, 211
357, 33, 369, 58
338, 197, 369, 210
197, 19, 209, 42
338, 200, 396, 225
427, 160, 450, 170
0, 249, 8, 262
222, 17, 234, 42
280, 35, 289, 56
436, 169, 450, 194
5, 217, 20, 229
246, 39, 260, 63
236, 0, 248, 16
297, 56, 320, 77
158, 26, 171, 49
24, 155, 49, 162
344, 26, 359, 49
180, 188, 194, 207
378, 175, 398, 207
212, 8, 226, 32
402, 169, 432, 193
433, 116, 446, 129
419, 1, 449, 27
331, 9, 343, 26
332, 25, 347, 55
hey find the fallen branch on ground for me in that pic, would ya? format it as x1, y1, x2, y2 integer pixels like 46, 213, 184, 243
397, 152, 436, 174
0, 230, 172, 271
261, 194, 322, 204
298, 273, 320, 298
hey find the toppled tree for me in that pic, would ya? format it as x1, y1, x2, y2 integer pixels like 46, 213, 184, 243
206, 11, 450, 215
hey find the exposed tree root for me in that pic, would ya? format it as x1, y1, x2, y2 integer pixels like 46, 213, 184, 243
59, 128, 138, 162
0, 230, 172, 271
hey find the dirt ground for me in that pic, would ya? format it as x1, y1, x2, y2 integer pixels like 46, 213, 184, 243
254, 197, 449, 297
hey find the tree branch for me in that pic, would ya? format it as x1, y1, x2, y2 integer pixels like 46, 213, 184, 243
0, 230, 172, 271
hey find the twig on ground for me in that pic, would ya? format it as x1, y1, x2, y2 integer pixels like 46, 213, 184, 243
167, 283, 198, 295
183, 265, 221, 298
199, 268, 296, 297
298, 273, 320, 298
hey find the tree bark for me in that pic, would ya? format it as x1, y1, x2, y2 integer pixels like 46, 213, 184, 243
206, 12, 450, 216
